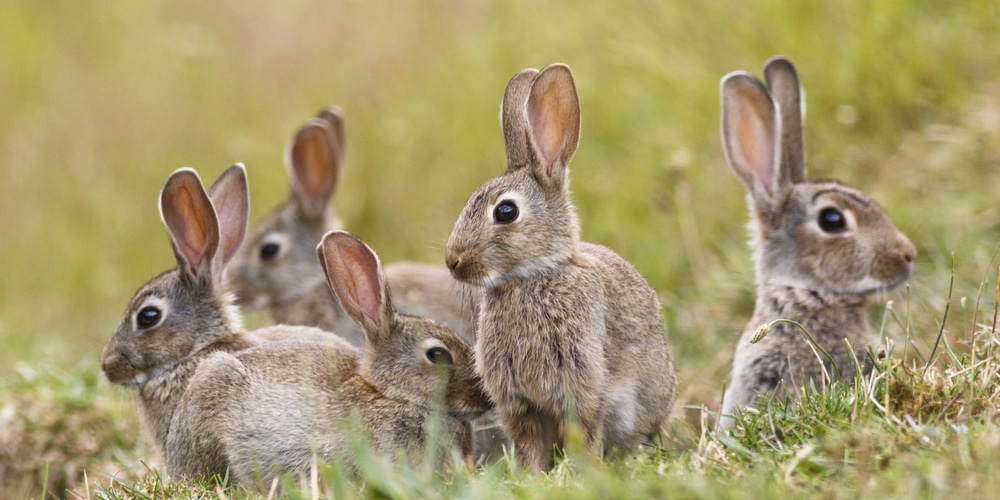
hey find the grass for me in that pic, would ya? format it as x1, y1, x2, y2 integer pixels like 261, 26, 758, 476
2, 0, 1000, 497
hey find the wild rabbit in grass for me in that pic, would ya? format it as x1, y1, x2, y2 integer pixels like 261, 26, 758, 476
226, 106, 478, 346
100, 164, 337, 477
445, 64, 677, 471
174, 230, 491, 485
718, 56, 916, 428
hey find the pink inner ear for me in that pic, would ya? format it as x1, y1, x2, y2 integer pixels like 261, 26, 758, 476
338, 240, 383, 328
724, 78, 779, 198
166, 180, 213, 272
530, 102, 568, 179
737, 110, 776, 193
292, 125, 335, 204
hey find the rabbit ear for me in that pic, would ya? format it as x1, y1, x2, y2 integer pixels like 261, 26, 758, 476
317, 231, 394, 343
525, 63, 581, 188
160, 168, 220, 282
720, 71, 783, 203
206, 163, 250, 277
764, 56, 806, 184
315, 105, 347, 163
501, 68, 539, 171
286, 117, 344, 220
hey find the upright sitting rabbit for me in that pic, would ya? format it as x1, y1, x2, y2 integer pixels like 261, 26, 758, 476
227, 106, 478, 345
100, 164, 337, 477
445, 64, 677, 471
718, 56, 916, 427
174, 230, 491, 485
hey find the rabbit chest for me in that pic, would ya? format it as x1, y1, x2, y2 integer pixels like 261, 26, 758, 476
735, 287, 876, 395
475, 264, 609, 411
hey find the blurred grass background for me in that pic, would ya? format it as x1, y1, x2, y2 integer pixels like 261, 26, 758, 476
2, 0, 999, 418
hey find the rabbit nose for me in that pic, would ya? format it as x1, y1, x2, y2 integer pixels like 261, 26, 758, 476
100, 348, 120, 375
896, 233, 917, 264
446, 254, 461, 272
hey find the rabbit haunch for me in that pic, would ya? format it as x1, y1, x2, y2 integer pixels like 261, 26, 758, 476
445, 64, 677, 472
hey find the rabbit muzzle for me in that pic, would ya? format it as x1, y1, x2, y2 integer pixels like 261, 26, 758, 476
100, 344, 142, 387
873, 231, 917, 288
444, 246, 490, 286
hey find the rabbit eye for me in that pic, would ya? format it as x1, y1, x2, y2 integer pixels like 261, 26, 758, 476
426, 347, 453, 365
136, 306, 162, 329
260, 242, 280, 260
493, 200, 519, 224
818, 207, 847, 233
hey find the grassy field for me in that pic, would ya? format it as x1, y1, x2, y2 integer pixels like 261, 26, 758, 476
2, 0, 1000, 497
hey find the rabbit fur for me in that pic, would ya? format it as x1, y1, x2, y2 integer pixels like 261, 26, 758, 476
170, 230, 491, 485
226, 106, 479, 346
445, 64, 677, 471
718, 56, 916, 428
100, 164, 337, 477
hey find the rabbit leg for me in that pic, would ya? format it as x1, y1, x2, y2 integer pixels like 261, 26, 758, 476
502, 402, 561, 472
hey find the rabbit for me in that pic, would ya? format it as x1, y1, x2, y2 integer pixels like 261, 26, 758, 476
100, 164, 339, 479
717, 56, 916, 428
172, 230, 491, 486
444, 64, 678, 472
226, 106, 479, 346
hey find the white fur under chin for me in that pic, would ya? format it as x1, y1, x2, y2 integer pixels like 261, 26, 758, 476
480, 250, 572, 289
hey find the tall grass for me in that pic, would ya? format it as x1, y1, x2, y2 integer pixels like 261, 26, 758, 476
2, 0, 1000, 496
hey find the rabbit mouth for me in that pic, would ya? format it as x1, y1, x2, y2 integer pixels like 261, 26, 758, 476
830, 273, 911, 296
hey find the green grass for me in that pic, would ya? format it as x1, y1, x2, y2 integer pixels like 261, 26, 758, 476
2, 0, 1000, 497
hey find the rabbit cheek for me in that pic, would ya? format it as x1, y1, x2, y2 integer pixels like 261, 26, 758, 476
795, 226, 867, 291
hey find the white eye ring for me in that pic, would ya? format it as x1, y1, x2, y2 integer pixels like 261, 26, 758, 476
258, 232, 290, 262
811, 203, 857, 237
133, 295, 170, 331
419, 338, 452, 365
487, 191, 529, 225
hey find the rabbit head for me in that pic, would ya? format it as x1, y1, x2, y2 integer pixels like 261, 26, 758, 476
446, 64, 582, 287
318, 231, 491, 418
101, 164, 250, 388
720, 56, 915, 296
228, 106, 346, 310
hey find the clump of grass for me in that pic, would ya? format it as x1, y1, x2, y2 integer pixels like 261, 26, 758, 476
0, 361, 141, 497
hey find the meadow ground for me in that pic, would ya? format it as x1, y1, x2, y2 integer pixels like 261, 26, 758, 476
2, 0, 1000, 497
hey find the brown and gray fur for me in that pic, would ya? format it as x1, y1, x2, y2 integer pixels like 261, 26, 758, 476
718, 56, 916, 428
100, 164, 337, 479
174, 231, 491, 486
445, 64, 677, 471
226, 106, 479, 346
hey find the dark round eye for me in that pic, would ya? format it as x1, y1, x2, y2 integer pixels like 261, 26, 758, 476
493, 200, 519, 224
137, 306, 162, 329
818, 207, 847, 233
426, 347, 453, 365
260, 242, 280, 260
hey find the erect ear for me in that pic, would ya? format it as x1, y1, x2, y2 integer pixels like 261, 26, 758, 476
317, 231, 393, 343
720, 71, 783, 203
501, 68, 539, 171
525, 63, 581, 189
160, 168, 219, 282
206, 163, 250, 278
315, 105, 347, 164
764, 56, 807, 185
286, 117, 344, 220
